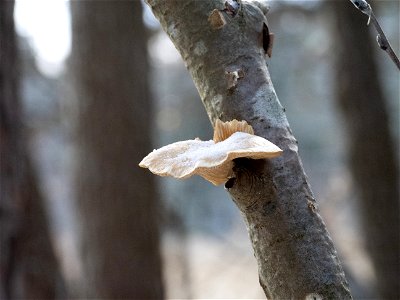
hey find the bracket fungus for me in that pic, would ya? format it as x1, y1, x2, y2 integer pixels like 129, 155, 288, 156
139, 119, 283, 185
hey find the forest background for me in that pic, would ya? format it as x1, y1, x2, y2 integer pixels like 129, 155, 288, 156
1, 0, 399, 298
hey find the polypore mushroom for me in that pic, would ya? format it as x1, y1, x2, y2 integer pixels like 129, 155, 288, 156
139, 119, 282, 185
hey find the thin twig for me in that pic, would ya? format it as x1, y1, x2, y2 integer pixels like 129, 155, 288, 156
369, 12, 400, 70
349, 0, 400, 71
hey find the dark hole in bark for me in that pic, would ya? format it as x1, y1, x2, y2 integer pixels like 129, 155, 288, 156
225, 177, 236, 189
262, 23, 270, 54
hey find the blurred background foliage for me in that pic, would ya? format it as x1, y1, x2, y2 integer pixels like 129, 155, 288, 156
2, 0, 399, 298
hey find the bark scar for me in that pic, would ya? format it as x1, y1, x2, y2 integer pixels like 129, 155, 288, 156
307, 200, 316, 212
208, 9, 226, 29
225, 69, 244, 92
306, 195, 317, 212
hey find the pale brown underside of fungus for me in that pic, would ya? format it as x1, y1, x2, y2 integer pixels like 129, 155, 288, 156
139, 120, 282, 185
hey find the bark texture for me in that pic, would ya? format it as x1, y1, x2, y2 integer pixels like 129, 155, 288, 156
0, 1, 64, 298
69, 1, 164, 298
146, 0, 351, 298
333, 1, 400, 299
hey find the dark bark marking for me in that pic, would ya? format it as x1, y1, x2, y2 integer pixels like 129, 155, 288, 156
262, 199, 277, 216
229, 158, 278, 213
263, 23, 274, 58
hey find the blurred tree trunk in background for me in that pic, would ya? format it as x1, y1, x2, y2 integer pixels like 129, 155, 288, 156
69, 1, 164, 298
0, 1, 65, 298
333, 2, 399, 299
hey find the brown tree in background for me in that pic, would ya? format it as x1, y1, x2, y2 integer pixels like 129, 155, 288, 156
0, 1, 64, 298
333, 1, 399, 299
69, 1, 164, 298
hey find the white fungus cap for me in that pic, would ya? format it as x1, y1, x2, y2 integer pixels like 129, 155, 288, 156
139, 120, 283, 185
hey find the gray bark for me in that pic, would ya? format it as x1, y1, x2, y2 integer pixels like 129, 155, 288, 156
146, 0, 352, 298
333, 1, 400, 299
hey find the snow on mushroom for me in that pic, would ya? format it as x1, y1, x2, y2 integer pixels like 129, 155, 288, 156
139, 119, 283, 185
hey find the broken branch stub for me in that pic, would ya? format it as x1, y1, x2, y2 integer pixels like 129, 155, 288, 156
139, 119, 282, 185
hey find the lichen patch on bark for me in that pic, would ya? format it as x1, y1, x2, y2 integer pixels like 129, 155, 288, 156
194, 40, 207, 56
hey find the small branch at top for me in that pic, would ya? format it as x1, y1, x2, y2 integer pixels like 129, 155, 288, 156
349, 0, 400, 71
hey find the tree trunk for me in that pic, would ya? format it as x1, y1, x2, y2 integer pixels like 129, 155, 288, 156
333, 1, 400, 299
0, 1, 64, 298
146, 0, 351, 298
69, 1, 164, 298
